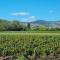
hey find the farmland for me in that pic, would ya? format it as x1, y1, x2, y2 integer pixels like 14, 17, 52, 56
0, 31, 60, 60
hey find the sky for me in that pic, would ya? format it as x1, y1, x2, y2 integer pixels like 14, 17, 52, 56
0, 0, 60, 22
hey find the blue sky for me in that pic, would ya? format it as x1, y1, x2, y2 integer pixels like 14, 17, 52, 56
0, 0, 60, 22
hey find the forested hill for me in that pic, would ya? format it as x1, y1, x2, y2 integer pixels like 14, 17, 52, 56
0, 19, 60, 31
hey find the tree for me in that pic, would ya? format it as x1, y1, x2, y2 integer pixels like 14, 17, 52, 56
39, 25, 48, 31
26, 23, 31, 30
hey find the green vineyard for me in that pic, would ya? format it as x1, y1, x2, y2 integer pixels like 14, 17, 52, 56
0, 32, 60, 60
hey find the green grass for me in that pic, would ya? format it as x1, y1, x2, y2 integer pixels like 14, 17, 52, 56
0, 31, 60, 35
15, 56, 25, 60
0, 30, 60, 33
0, 31, 60, 60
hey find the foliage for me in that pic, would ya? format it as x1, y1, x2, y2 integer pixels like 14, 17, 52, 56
0, 19, 26, 31
0, 19, 60, 31
0, 32, 60, 60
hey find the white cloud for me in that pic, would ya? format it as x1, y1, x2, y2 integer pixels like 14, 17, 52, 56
12, 12, 29, 16
29, 16, 35, 19
11, 12, 36, 22
26, 16, 36, 22
20, 16, 36, 22
49, 10, 54, 14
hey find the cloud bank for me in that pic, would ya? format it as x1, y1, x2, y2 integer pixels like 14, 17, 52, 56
11, 12, 36, 22
25, 16, 36, 22
12, 12, 29, 16
49, 10, 54, 14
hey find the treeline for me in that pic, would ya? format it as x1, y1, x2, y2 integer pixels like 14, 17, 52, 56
0, 19, 27, 31
0, 19, 60, 31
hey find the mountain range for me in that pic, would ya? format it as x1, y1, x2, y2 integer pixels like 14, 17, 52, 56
22, 20, 60, 28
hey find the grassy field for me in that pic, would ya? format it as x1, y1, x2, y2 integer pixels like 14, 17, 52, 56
0, 31, 60, 60
1, 31, 60, 33
0, 31, 60, 35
